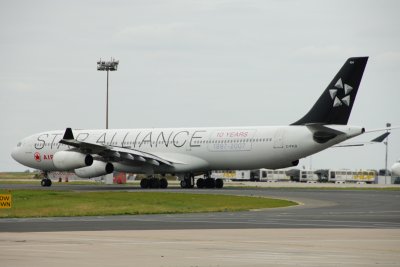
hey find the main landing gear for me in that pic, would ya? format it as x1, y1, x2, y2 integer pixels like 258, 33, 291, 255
196, 177, 224, 189
180, 174, 195, 188
181, 173, 224, 189
140, 176, 168, 189
139, 174, 224, 189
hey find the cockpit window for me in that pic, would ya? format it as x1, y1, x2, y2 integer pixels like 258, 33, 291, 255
17, 142, 22, 147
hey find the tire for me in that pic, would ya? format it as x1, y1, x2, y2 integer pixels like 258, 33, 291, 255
160, 178, 168, 189
180, 180, 187, 188
140, 178, 149, 189
196, 178, 205, 188
215, 178, 224, 189
150, 178, 160, 188
205, 178, 216, 188
41, 179, 51, 187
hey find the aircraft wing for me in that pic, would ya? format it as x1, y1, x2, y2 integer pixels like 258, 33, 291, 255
59, 128, 180, 166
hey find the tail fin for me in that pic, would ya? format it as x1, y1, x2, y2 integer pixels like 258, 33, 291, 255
292, 57, 368, 125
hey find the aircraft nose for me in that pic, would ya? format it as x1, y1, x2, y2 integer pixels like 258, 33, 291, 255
11, 145, 21, 163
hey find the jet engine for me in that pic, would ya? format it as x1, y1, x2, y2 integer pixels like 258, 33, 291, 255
392, 160, 400, 177
53, 151, 93, 170
74, 160, 114, 178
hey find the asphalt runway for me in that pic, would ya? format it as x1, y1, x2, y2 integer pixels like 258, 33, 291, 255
1, 184, 400, 232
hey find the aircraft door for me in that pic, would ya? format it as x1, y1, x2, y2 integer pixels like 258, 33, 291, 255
273, 128, 286, 149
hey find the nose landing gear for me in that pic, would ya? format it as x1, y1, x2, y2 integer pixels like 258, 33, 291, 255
41, 178, 52, 187
40, 171, 52, 187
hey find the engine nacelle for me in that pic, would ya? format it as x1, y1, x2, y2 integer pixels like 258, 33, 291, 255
392, 162, 400, 176
74, 161, 114, 178
53, 151, 93, 170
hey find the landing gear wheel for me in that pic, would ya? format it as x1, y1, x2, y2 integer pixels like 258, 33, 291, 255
196, 178, 205, 188
215, 178, 224, 189
185, 178, 194, 188
140, 178, 149, 189
180, 174, 195, 188
150, 178, 160, 188
160, 178, 168, 189
41, 179, 52, 187
180, 180, 187, 188
205, 178, 216, 188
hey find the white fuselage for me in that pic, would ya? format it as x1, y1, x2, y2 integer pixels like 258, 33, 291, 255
12, 125, 364, 175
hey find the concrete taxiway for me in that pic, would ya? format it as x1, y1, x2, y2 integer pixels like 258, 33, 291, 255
1, 229, 399, 267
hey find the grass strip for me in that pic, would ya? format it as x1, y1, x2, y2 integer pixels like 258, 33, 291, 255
0, 190, 296, 218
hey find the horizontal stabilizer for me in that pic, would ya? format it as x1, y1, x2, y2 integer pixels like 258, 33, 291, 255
333, 132, 390, 148
371, 132, 390, 143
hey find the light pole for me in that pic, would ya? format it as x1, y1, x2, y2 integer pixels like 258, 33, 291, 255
385, 122, 391, 181
97, 58, 119, 129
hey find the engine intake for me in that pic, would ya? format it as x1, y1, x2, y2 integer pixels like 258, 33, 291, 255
75, 161, 114, 178
53, 151, 93, 170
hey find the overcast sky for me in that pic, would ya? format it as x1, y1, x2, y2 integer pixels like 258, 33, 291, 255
1, 0, 399, 172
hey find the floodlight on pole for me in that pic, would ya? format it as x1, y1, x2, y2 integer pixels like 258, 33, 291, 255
385, 122, 391, 180
97, 58, 119, 129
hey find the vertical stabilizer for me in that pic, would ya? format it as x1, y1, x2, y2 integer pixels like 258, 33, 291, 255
292, 57, 368, 125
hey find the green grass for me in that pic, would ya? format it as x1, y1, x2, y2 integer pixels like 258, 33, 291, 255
0, 172, 36, 179
0, 180, 112, 185
0, 190, 297, 218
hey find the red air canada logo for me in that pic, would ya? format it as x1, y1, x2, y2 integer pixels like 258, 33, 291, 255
34, 152, 41, 162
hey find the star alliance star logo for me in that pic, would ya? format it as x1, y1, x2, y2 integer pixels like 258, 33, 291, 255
329, 78, 353, 108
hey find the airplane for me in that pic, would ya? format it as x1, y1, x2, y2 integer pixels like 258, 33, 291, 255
12, 57, 370, 189
392, 160, 400, 176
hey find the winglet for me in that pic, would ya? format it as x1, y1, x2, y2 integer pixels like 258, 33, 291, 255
63, 128, 74, 140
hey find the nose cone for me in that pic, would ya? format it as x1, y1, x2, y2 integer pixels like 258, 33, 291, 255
11, 146, 22, 164
11, 147, 18, 161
